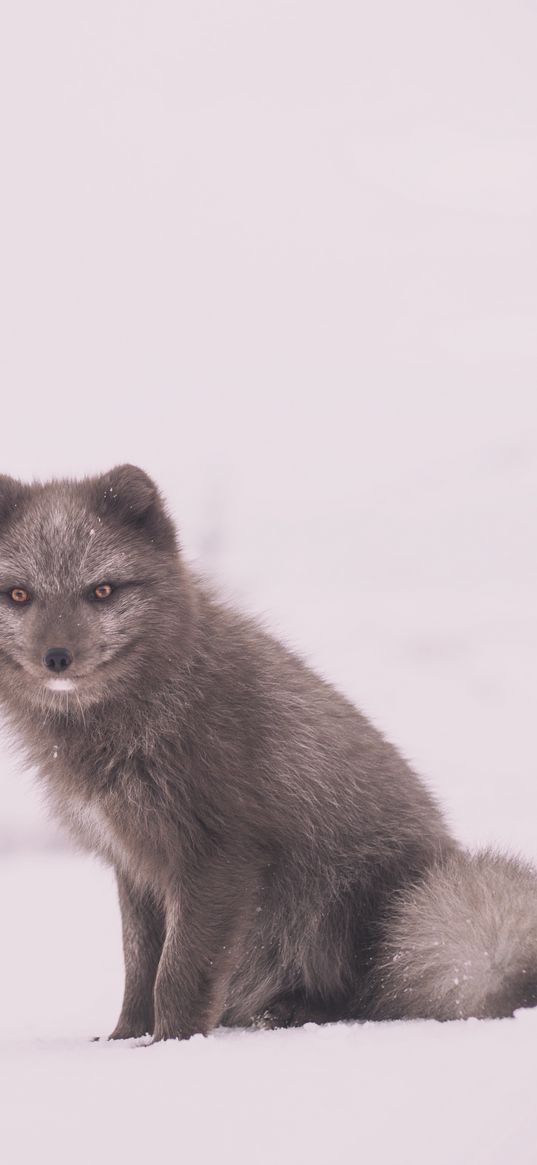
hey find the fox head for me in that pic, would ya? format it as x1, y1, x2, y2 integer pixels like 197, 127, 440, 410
0, 464, 190, 716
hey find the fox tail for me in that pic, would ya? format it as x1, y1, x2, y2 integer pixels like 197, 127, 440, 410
370, 848, 537, 1020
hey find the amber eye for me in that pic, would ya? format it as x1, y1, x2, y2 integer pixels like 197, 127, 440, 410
10, 587, 30, 604
94, 583, 113, 600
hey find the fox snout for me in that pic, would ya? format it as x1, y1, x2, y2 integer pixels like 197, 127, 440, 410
43, 647, 73, 674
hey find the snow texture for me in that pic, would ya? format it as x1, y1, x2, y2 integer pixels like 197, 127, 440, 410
2, 855, 537, 1165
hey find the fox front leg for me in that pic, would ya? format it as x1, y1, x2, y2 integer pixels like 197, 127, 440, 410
153, 864, 251, 1041
109, 870, 166, 1040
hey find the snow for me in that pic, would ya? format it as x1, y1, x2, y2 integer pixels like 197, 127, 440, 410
0, 0, 536, 1160
1, 855, 537, 1165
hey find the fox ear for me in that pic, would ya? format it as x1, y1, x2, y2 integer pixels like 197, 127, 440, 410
93, 464, 177, 548
0, 474, 25, 523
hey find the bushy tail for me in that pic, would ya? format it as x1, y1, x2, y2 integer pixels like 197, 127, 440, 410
370, 849, 537, 1020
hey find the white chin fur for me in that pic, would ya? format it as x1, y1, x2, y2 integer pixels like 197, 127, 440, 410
46, 678, 77, 692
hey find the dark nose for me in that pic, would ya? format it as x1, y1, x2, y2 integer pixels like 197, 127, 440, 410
43, 647, 73, 673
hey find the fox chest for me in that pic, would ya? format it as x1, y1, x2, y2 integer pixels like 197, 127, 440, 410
56, 781, 172, 888
67, 798, 131, 866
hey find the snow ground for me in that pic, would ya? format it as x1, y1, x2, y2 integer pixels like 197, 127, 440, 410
1, 0, 537, 1161
2, 855, 537, 1165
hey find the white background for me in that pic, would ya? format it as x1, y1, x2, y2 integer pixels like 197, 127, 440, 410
0, 3, 536, 1161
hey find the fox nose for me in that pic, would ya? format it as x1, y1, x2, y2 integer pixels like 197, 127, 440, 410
43, 647, 73, 673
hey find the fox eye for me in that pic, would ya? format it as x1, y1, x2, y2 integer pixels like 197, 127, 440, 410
94, 583, 113, 600
10, 587, 30, 604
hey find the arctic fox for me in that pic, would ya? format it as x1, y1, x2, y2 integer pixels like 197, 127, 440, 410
0, 464, 535, 1039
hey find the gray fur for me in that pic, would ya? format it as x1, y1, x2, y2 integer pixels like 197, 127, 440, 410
369, 849, 537, 1019
0, 464, 535, 1039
